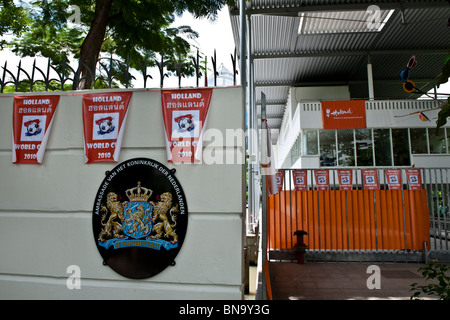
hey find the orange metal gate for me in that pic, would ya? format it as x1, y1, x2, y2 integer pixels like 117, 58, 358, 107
267, 174, 430, 252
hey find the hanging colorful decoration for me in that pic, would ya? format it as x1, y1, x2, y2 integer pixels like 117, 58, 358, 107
418, 112, 430, 122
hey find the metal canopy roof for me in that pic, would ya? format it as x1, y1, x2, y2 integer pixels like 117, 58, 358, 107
229, 0, 450, 143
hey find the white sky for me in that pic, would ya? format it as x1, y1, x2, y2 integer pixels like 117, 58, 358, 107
151, 6, 236, 88
0, 5, 448, 96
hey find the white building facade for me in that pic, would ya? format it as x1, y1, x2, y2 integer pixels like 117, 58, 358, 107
278, 86, 448, 170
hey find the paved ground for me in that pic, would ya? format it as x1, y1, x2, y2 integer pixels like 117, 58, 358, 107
268, 262, 441, 300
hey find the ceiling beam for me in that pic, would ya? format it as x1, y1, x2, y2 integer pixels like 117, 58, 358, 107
254, 78, 439, 87
252, 49, 448, 60
230, 0, 450, 16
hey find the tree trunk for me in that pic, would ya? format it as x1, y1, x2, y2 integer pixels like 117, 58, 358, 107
76, 0, 113, 90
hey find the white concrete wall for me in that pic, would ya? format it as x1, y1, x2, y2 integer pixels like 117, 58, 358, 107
0, 87, 245, 299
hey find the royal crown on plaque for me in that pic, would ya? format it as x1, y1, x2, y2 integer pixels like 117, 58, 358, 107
125, 181, 152, 202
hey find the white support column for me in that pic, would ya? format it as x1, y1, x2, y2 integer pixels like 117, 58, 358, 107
239, 0, 248, 218
367, 55, 375, 100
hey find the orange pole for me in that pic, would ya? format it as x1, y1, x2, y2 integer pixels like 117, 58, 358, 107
347, 191, 355, 250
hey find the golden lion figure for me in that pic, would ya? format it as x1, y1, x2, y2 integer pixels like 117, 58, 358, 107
98, 192, 125, 241
150, 192, 179, 243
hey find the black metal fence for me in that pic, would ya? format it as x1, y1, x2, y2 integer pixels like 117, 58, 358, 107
1, 49, 239, 93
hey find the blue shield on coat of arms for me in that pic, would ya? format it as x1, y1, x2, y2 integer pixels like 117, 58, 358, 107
122, 201, 153, 239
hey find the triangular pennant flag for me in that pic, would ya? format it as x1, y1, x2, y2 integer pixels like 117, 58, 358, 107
12, 95, 60, 164
161, 88, 213, 163
82, 92, 133, 163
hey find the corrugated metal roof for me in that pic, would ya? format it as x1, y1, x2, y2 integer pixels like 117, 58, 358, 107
230, 0, 450, 142
298, 9, 393, 34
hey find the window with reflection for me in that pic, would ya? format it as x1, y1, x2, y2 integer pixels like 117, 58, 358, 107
303, 129, 318, 155
374, 129, 392, 166
337, 129, 355, 166
320, 130, 337, 166
392, 128, 410, 166
356, 129, 373, 166
428, 128, 446, 154
410, 128, 428, 154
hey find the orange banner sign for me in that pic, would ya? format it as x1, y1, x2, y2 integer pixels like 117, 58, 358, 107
321, 100, 366, 129
314, 170, 329, 191
337, 169, 353, 191
405, 168, 422, 190
292, 170, 307, 191
385, 169, 402, 190
362, 169, 379, 190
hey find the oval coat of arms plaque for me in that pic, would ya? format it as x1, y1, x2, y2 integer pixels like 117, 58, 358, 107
92, 158, 188, 279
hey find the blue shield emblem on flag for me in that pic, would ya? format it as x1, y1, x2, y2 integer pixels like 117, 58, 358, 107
122, 201, 153, 239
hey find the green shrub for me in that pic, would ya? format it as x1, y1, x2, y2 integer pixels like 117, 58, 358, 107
410, 260, 450, 300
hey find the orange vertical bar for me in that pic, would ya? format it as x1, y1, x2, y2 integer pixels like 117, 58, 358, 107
410, 190, 421, 250
353, 190, 361, 250
286, 190, 292, 249
318, 191, 326, 250
284, 191, 290, 249
410, 190, 430, 250
383, 190, 392, 249
267, 194, 273, 249
378, 190, 387, 250
387, 190, 396, 249
368, 191, 376, 250
360, 190, 373, 249
295, 191, 301, 232
335, 190, 343, 249
271, 194, 276, 250
276, 192, 281, 250
385, 190, 394, 250
313, 191, 320, 249
403, 191, 413, 250
395, 189, 407, 250
307, 191, 315, 249
330, 190, 338, 249
392, 190, 402, 249
288, 190, 294, 249
269, 194, 275, 250
347, 191, 354, 250
342, 191, 352, 250
364, 190, 373, 249
287, 191, 293, 249
372, 191, 378, 249
280, 191, 286, 249
323, 191, 331, 249
301, 191, 308, 235
270, 193, 275, 249
281, 191, 285, 249
360, 190, 368, 249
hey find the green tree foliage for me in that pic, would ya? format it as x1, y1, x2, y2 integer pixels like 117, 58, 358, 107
436, 54, 450, 130
1, 0, 235, 89
410, 260, 450, 300
0, 1, 29, 35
